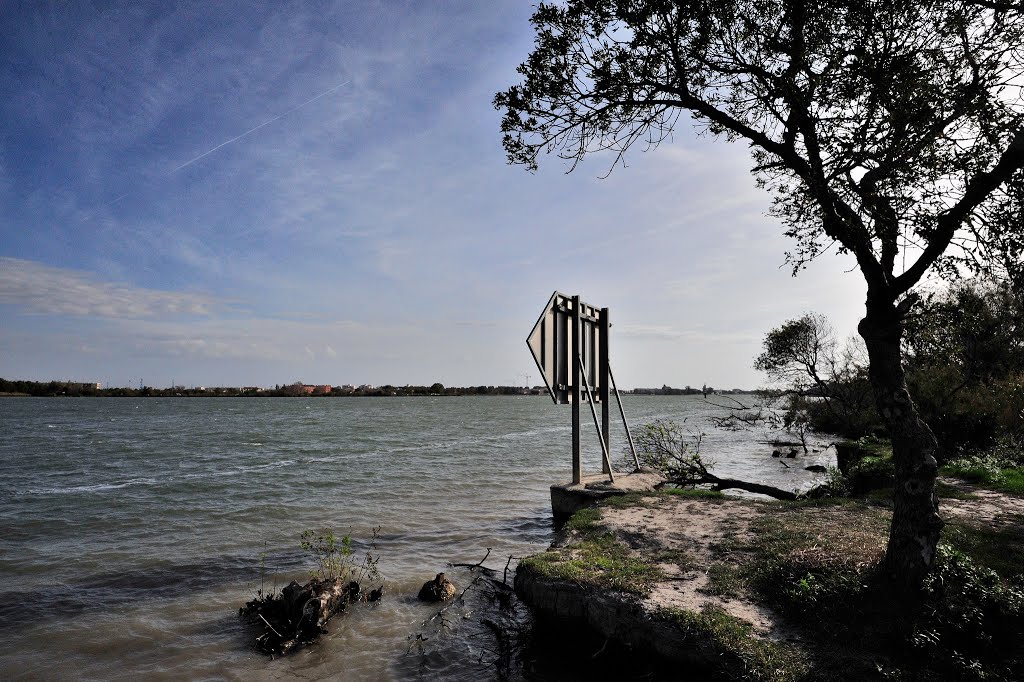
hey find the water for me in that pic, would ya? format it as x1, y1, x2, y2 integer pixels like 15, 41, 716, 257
0, 395, 833, 680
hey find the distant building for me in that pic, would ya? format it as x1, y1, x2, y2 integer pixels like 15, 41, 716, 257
294, 384, 332, 395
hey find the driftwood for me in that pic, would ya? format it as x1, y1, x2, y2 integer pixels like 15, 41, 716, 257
240, 576, 383, 656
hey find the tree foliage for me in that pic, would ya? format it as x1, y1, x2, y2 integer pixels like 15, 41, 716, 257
905, 280, 1024, 455
496, 0, 1024, 282
763, 280, 1024, 456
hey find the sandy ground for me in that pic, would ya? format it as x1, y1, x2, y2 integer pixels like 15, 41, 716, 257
594, 481, 1024, 645
598, 496, 790, 639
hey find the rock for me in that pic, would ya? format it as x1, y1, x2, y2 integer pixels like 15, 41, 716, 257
804, 464, 827, 473
786, 448, 798, 458
418, 572, 457, 602
771, 450, 782, 458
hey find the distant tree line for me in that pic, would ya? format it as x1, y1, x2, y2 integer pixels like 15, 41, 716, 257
0, 379, 540, 398
630, 385, 751, 396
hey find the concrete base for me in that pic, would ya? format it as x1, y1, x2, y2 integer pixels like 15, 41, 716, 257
550, 470, 665, 521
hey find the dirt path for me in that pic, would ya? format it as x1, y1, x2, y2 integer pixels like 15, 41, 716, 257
939, 477, 1024, 531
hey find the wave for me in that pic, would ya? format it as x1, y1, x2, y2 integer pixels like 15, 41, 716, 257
26, 477, 158, 495
22, 458, 299, 496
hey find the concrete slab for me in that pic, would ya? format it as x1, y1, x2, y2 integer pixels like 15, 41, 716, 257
550, 470, 665, 520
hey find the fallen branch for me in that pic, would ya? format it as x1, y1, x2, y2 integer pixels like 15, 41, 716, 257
453, 548, 493, 571
631, 418, 822, 501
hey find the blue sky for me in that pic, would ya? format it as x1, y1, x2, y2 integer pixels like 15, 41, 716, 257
0, 0, 867, 390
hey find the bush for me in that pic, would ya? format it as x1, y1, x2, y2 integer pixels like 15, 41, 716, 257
909, 545, 1024, 680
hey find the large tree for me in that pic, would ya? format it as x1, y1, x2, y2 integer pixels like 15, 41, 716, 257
495, 0, 1024, 586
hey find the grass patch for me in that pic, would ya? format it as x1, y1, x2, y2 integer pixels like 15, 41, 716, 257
519, 532, 663, 595
942, 439, 1024, 496
1000, 468, 1024, 495
745, 504, 889, 617
846, 436, 893, 458
657, 605, 808, 682
563, 506, 602, 532
942, 464, 1024, 496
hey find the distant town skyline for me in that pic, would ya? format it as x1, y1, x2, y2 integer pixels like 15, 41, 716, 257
1, 1, 869, 391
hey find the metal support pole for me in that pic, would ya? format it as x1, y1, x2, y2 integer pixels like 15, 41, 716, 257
579, 355, 615, 483
609, 363, 640, 470
571, 295, 581, 485
599, 307, 610, 473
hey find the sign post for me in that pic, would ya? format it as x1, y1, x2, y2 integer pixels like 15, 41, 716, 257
527, 291, 616, 484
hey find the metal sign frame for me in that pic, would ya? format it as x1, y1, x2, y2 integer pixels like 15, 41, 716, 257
528, 291, 634, 484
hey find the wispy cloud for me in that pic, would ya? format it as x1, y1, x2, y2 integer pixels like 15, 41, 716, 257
0, 258, 227, 318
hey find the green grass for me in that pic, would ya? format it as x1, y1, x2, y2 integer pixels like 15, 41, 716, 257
522, 505, 664, 594
850, 436, 894, 458
941, 464, 1024, 496
1000, 468, 1024, 495
519, 532, 664, 594
657, 605, 808, 682
563, 506, 602, 532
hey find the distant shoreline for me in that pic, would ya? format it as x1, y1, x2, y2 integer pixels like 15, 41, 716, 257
0, 381, 754, 399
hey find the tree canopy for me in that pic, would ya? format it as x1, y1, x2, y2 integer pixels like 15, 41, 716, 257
496, 0, 1023, 290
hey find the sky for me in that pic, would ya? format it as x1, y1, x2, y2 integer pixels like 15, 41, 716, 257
0, 0, 869, 390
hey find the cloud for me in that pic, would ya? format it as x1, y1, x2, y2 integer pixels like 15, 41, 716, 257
0, 258, 226, 319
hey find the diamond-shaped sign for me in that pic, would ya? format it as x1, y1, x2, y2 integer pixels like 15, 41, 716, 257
528, 291, 604, 405
527, 291, 568, 404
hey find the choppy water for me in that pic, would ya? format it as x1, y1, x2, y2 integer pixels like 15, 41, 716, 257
0, 395, 833, 680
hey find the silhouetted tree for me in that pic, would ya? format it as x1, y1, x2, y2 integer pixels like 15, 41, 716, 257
496, 0, 1024, 585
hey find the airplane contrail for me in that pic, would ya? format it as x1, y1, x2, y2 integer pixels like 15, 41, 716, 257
171, 80, 350, 173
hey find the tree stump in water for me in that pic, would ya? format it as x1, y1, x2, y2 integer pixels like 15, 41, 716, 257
240, 577, 381, 656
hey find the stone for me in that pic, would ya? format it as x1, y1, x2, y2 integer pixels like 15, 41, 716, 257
418, 572, 456, 602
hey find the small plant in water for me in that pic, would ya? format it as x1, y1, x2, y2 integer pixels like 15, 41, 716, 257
300, 526, 383, 584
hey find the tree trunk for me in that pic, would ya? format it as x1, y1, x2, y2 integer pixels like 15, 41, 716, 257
859, 300, 943, 588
